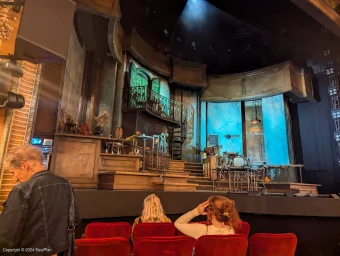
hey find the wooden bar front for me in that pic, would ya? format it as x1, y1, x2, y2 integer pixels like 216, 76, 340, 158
50, 134, 102, 188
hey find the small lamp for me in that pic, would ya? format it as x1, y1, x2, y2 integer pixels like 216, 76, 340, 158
250, 100, 261, 124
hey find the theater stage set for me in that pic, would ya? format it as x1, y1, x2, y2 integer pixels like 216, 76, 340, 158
1, 0, 340, 256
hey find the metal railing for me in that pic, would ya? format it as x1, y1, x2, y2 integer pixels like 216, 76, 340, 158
124, 86, 187, 124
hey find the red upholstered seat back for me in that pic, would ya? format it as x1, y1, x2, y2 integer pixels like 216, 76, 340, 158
195, 234, 248, 256
134, 236, 196, 256
85, 222, 132, 240
133, 223, 176, 242
176, 221, 250, 237
234, 221, 251, 237
76, 237, 130, 256
249, 233, 298, 256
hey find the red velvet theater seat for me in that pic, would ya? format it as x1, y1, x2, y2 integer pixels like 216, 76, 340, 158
76, 237, 130, 256
134, 236, 196, 256
195, 234, 248, 256
234, 221, 251, 237
84, 222, 132, 240
176, 221, 250, 237
133, 223, 176, 242
249, 233, 298, 256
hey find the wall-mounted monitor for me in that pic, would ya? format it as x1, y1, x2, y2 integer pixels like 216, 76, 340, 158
31, 137, 43, 146
43, 139, 53, 146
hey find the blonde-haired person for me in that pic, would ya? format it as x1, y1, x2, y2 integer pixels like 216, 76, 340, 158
175, 196, 241, 239
131, 194, 171, 238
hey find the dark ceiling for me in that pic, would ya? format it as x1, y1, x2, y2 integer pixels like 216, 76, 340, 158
120, 0, 340, 74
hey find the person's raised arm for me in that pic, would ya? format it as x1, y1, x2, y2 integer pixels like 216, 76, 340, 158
0, 187, 28, 249
174, 201, 209, 239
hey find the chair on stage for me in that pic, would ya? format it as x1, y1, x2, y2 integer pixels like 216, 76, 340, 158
194, 234, 248, 256
84, 222, 132, 240
234, 221, 251, 237
133, 223, 176, 242
249, 233, 297, 256
76, 237, 130, 256
133, 236, 195, 256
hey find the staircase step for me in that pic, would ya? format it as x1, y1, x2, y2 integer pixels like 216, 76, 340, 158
189, 176, 209, 180
1, 184, 16, 190
0, 194, 9, 201
166, 171, 189, 176
185, 162, 203, 166
196, 185, 213, 191
2, 170, 13, 174
1, 178, 16, 185
188, 180, 212, 185
189, 173, 204, 177
184, 169, 204, 173
184, 167, 204, 171
0, 190, 12, 197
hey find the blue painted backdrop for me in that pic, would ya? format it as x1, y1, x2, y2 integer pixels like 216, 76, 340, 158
206, 102, 243, 155
201, 94, 290, 165
262, 94, 290, 165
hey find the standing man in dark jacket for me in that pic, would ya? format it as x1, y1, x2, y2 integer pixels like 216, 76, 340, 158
0, 145, 81, 255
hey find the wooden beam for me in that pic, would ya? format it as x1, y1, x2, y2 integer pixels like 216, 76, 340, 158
291, 0, 340, 37
75, 0, 121, 19
203, 61, 314, 103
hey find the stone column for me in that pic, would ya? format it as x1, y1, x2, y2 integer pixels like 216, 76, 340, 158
97, 60, 117, 135
112, 53, 126, 134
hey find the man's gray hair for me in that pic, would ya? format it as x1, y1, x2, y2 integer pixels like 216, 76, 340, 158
4, 145, 44, 169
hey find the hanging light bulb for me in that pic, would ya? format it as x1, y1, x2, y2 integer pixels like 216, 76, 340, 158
250, 118, 261, 124
250, 100, 261, 124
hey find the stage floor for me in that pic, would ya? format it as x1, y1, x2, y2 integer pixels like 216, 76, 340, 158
74, 189, 340, 219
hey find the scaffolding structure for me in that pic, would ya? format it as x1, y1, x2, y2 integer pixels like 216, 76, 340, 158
325, 49, 340, 165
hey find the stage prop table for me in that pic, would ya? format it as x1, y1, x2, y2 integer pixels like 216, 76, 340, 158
219, 167, 259, 192
104, 138, 132, 154
227, 166, 258, 192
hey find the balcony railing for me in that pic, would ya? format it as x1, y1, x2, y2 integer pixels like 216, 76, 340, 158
123, 86, 187, 124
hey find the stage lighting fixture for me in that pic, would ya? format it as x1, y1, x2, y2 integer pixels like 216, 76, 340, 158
0, 91, 25, 109
250, 100, 261, 124
0, 60, 24, 77
328, 85, 338, 96
334, 131, 340, 142
250, 118, 261, 124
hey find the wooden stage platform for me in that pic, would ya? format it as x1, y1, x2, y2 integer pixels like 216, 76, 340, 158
50, 134, 322, 196
75, 189, 340, 219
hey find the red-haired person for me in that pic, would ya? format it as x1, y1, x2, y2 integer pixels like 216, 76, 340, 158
175, 196, 241, 239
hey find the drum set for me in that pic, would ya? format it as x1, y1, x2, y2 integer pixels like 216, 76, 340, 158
211, 152, 266, 192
